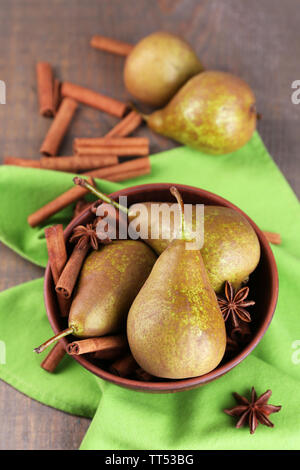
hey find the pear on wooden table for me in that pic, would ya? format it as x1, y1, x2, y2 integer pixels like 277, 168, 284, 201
124, 31, 204, 107
144, 71, 257, 154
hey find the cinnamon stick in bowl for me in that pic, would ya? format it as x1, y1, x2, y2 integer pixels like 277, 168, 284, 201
67, 335, 127, 355
45, 224, 70, 317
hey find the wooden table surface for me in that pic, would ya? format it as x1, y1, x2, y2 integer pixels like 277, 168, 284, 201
0, 0, 299, 450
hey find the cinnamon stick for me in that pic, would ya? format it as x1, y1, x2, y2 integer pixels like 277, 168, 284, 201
90, 35, 134, 56
36, 62, 55, 117
135, 367, 154, 382
40, 97, 78, 156
55, 242, 89, 299
73, 137, 149, 149
73, 199, 91, 219
40, 155, 118, 172
40, 341, 66, 373
263, 231, 281, 245
4, 156, 41, 168
53, 79, 61, 113
27, 177, 94, 227
61, 81, 127, 118
75, 145, 148, 157
67, 335, 127, 355
90, 342, 128, 360
86, 156, 151, 181
5, 155, 118, 172
105, 111, 143, 138
110, 354, 138, 378
44, 224, 71, 317
45, 224, 68, 284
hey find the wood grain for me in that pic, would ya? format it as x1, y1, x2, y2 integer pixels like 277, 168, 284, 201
0, 0, 299, 449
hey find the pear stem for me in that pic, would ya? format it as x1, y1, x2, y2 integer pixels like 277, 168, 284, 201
34, 327, 74, 354
170, 186, 188, 240
73, 177, 129, 215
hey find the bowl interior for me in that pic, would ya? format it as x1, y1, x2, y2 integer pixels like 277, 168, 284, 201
44, 183, 278, 392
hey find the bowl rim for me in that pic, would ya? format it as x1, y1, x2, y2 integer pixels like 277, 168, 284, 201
44, 182, 279, 392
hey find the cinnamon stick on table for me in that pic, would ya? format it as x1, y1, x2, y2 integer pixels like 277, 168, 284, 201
45, 224, 70, 317
52, 79, 61, 113
40, 97, 78, 156
27, 176, 95, 227
5, 155, 118, 172
73, 137, 148, 148
263, 231, 281, 245
36, 62, 55, 117
4, 156, 41, 168
90, 35, 134, 56
67, 335, 127, 355
86, 156, 151, 181
40, 155, 118, 172
105, 111, 143, 138
61, 82, 127, 118
40, 341, 66, 373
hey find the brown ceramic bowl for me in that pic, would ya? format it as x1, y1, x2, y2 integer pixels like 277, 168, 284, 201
44, 183, 278, 393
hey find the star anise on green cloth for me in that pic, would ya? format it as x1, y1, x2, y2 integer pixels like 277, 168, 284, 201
70, 223, 108, 250
224, 387, 282, 434
217, 281, 255, 327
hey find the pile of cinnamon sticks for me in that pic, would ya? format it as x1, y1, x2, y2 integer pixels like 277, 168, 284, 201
3, 38, 154, 227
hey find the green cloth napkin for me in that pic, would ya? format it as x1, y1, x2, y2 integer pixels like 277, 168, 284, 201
0, 132, 299, 449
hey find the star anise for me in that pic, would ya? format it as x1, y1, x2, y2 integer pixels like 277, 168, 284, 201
224, 387, 281, 434
217, 281, 255, 328
70, 223, 102, 250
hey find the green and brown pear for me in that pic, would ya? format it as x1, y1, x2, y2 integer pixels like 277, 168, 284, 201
124, 31, 204, 107
69, 240, 157, 337
128, 203, 260, 293
145, 70, 257, 154
127, 188, 226, 379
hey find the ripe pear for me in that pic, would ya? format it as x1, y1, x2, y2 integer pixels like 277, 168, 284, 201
127, 187, 226, 379
35, 240, 156, 353
124, 31, 204, 107
68, 240, 157, 337
128, 203, 260, 293
144, 70, 257, 154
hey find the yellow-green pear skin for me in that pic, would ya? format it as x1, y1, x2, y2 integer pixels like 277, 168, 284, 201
69, 240, 157, 337
127, 240, 226, 379
128, 203, 260, 293
124, 31, 204, 107
146, 71, 256, 154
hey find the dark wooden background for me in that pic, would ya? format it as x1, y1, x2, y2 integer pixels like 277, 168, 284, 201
0, 0, 299, 449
